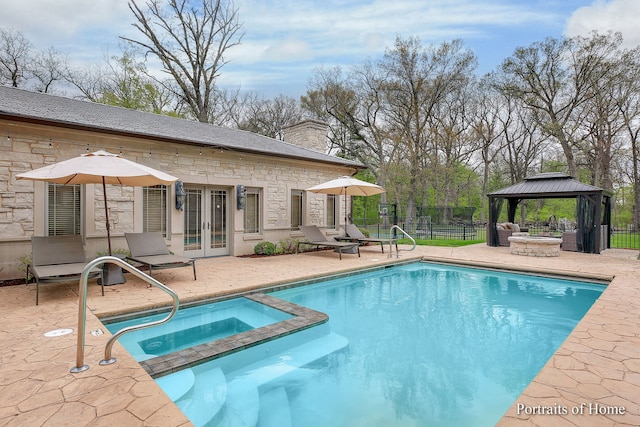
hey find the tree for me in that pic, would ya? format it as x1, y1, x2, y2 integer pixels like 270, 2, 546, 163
611, 47, 640, 228
380, 37, 476, 222
30, 47, 69, 93
0, 28, 31, 87
570, 32, 629, 191
428, 74, 477, 213
469, 77, 509, 222
1, 27, 71, 94
303, 64, 395, 215
497, 37, 582, 177
122, 0, 244, 123
237, 94, 305, 139
497, 33, 631, 188
67, 45, 180, 115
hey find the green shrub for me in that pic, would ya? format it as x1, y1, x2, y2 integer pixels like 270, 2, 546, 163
18, 254, 33, 281
277, 238, 298, 254
254, 241, 276, 256
95, 248, 130, 258
358, 227, 371, 237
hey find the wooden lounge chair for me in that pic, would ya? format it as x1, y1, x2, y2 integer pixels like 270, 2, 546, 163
125, 232, 196, 279
28, 235, 103, 305
296, 225, 360, 260
343, 224, 398, 254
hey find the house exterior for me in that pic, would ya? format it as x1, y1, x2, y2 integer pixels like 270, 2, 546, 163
0, 86, 364, 280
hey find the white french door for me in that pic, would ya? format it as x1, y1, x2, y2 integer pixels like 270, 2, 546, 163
183, 186, 229, 257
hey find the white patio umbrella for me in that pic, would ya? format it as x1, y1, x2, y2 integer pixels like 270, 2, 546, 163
16, 150, 178, 255
306, 176, 385, 224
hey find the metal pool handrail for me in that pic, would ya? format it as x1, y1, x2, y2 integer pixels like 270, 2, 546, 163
71, 256, 180, 373
390, 225, 416, 258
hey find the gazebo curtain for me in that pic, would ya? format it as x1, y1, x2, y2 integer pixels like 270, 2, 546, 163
488, 197, 504, 246
507, 199, 520, 223
576, 195, 596, 253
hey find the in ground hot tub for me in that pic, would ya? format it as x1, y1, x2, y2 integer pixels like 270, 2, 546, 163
508, 235, 562, 257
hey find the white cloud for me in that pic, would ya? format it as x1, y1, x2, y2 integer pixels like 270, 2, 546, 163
565, 0, 640, 48
231, 0, 559, 66
2, 0, 599, 98
263, 37, 313, 62
2, 1, 131, 36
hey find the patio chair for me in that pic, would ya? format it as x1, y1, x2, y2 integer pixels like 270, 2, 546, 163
125, 232, 196, 280
296, 225, 360, 260
343, 224, 398, 254
28, 235, 104, 305
561, 231, 578, 252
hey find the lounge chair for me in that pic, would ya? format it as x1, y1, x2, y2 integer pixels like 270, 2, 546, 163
343, 224, 398, 254
28, 235, 104, 305
297, 225, 360, 260
125, 232, 196, 279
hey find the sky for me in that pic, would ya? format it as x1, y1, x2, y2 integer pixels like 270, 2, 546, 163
1, 0, 639, 98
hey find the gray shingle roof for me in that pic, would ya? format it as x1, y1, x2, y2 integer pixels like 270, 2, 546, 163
488, 173, 606, 198
0, 86, 363, 168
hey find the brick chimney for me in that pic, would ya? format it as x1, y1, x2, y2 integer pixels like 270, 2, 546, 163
282, 119, 328, 153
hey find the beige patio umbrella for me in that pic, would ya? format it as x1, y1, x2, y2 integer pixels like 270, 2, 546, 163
306, 175, 385, 224
16, 150, 178, 255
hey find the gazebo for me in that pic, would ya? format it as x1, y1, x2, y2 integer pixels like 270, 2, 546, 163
487, 173, 613, 254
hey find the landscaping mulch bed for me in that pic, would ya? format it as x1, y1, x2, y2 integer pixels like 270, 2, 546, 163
0, 278, 26, 287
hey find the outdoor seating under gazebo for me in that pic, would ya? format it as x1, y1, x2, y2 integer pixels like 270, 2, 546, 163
487, 173, 612, 254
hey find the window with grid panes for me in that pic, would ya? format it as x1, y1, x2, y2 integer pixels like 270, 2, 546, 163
244, 188, 261, 233
327, 194, 337, 229
47, 183, 81, 236
143, 185, 168, 237
291, 190, 304, 230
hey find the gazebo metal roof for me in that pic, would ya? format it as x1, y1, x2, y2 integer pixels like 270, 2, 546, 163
488, 172, 608, 199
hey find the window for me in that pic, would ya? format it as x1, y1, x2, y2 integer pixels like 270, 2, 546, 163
291, 190, 304, 230
244, 188, 261, 234
47, 183, 81, 236
327, 194, 337, 229
143, 185, 168, 237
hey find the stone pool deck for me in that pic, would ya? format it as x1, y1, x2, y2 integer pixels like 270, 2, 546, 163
0, 243, 638, 426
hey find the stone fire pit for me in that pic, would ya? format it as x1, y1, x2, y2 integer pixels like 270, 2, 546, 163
507, 235, 562, 257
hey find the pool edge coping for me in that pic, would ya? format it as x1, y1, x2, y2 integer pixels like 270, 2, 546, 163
139, 293, 329, 378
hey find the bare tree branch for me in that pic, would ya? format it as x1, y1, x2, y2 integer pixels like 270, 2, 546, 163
121, 0, 244, 122
0, 28, 32, 87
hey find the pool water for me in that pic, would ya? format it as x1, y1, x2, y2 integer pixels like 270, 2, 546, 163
109, 262, 603, 426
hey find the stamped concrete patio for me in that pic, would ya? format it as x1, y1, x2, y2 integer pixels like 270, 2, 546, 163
0, 243, 638, 426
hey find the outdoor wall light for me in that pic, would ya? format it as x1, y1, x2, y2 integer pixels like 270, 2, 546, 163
236, 184, 246, 210
175, 180, 186, 211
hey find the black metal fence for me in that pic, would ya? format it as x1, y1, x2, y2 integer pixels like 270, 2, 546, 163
353, 220, 485, 241
353, 219, 640, 250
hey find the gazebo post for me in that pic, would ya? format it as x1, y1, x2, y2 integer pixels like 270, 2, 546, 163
594, 193, 603, 254
603, 195, 612, 250
507, 199, 520, 224
487, 196, 503, 247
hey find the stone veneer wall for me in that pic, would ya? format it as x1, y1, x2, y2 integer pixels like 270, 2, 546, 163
0, 120, 354, 280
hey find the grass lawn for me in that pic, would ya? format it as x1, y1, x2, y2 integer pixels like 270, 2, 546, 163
610, 232, 640, 250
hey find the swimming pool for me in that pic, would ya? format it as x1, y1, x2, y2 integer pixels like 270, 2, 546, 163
105, 261, 603, 426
